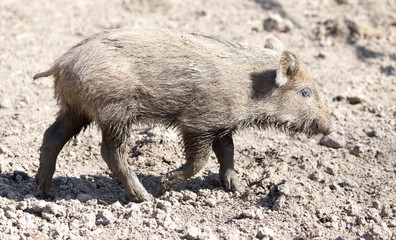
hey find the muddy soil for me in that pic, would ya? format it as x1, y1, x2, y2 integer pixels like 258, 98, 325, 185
0, 0, 395, 239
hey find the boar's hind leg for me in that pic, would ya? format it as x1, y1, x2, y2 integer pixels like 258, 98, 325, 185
100, 132, 152, 202
36, 111, 89, 198
156, 133, 213, 196
213, 135, 244, 192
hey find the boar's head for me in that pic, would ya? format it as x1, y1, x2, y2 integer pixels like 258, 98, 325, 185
252, 51, 336, 136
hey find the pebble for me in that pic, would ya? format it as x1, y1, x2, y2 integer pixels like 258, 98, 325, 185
0, 97, 12, 108
110, 201, 123, 210
204, 198, 216, 208
157, 215, 178, 231
379, 205, 391, 218
346, 96, 363, 105
96, 209, 115, 226
319, 132, 346, 149
186, 227, 201, 240
32, 200, 47, 213
0, 145, 9, 154
257, 227, 275, 239
272, 195, 286, 211
182, 190, 197, 201
345, 204, 360, 216
309, 170, 325, 182
388, 219, 396, 227
324, 164, 338, 176
156, 199, 172, 212
6, 190, 17, 200
42, 203, 66, 220
366, 130, 378, 138
364, 223, 393, 240
263, 14, 292, 33
350, 145, 363, 157
241, 209, 256, 219
77, 193, 92, 202
365, 208, 381, 223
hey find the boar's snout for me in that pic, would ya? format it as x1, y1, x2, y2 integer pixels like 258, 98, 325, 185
315, 119, 337, 136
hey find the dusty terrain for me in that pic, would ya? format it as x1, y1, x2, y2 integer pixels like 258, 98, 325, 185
0, 0, 395, 239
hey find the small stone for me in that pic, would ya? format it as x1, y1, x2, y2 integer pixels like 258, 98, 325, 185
324, 165, 338, 176
380, 65, 396, 76
346, 96, 363, 105
263, 14, 292, 33
68, 151, 77, 158
371, 200, 381, 209
199, 227, 218, 240
257, 227, 275, 239
272, 195, 286, 211
363, 223, 393, 240
356, 215, 367, 225
42, 202, 65, 220
182, 191, 197, 201
156, 200, 172, 212
388, 219, 396, 227
319, 132, 346, 149
241, 209, 256, 219
366, 208, 381, 223
0, 145, 9, 154
375, 151, 386, 160
44, 202, 65, 217
32, 200, 46, 213
77, 193, 91, 202
5, 210, 17, 219
350, 145, 363, 157
333, 96, 345, 102
110, 201, 123, 210
0, 98, 12, 108
309, 170, 325, 182
143, 218, 157, 228
96, 209, 115, 225
158, 215, 178, 231
345, 204, 359, 216
204, 198, 216, 207
185, 227, 201, 240
6, 190, 17, 200
380, 205, 391, 218
339, 178, 359, 188
366, 130, 377, 138
16, 201, 28, 211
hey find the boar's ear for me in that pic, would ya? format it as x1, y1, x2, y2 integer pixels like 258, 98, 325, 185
275, 51, 299, 87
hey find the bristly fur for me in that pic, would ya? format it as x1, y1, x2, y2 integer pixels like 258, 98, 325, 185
34, 29, 333, 201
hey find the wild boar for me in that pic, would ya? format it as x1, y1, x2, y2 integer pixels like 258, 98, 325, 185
34, 29, 336, 201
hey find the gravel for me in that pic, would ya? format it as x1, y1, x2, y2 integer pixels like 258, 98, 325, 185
0, 0, 395, 239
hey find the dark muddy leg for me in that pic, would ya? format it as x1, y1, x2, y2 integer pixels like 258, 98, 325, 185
36, 111, 88, 198
213, 135, 244, 192
101, 132, 152, 202
156, 133, 212, 196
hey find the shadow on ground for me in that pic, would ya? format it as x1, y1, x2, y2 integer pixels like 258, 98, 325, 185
0, 170, 225, 204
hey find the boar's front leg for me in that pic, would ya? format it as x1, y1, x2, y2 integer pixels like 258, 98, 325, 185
156, 133, 213, 196
213, 135, 244, 192
101, 131, 152, 202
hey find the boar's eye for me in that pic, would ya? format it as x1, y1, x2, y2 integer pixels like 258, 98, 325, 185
299, 87, 313, 98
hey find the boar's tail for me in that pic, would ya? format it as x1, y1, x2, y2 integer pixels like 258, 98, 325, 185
33, 66, 58, 80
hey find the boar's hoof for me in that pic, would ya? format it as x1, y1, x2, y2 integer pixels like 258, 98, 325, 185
35, 173, 55, 199
156, 171, 185, 197
220, 170, 245, 192
133, 191, 153, 202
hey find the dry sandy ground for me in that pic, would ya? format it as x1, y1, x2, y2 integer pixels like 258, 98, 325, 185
0, 0, 395, 239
